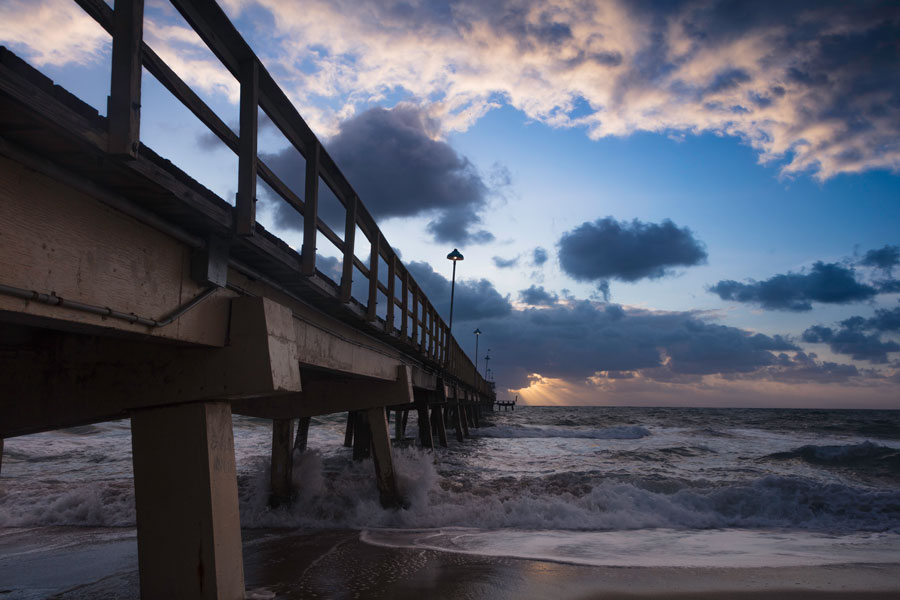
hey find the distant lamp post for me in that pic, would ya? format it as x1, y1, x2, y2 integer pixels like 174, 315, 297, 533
446, 248, 464, 332
484, 349, 491, 378
473, 328, 482, 380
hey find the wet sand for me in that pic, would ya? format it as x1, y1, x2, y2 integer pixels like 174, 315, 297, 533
1, 527, 899, 599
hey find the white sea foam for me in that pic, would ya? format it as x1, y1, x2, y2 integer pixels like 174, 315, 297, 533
360, 527, 900, 568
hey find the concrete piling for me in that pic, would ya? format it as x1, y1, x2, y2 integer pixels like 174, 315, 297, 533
344, 411, 355, 448
131, 402, 244, 600
270, 418, 294, 507
352, 411, 372, 460
366, 406, 402, 508
294, 416, 311, 453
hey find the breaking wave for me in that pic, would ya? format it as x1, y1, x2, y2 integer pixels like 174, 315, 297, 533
764, 441, 900, 479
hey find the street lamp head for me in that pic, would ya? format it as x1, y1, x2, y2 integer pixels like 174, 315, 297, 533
474, 328, 482, 335
447, 248, 464, 261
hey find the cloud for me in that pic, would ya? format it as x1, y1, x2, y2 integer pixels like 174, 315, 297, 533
406, 260, 511, 323
475, 300, 804, 389
728, 352, 862, 384
711, 262, 879, 311
260, 105, 494, 245
557, 217, 707, 283
518, 285, 558, 306
0, 0, 109, 67
860, 244, 900, 274
492, 255, 519, 269
531, 247, 549, 266
203, 0, 900, 180
802, 306, 900, 363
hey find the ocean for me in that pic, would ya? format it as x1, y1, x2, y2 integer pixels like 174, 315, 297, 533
2, 406, 900, 595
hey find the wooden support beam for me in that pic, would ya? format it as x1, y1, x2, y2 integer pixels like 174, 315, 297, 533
411, 289, 419, 347
108, 0, 143, 157
367, 406, 403, 508
236, 58, 258, 236
294, 416, 311, 452
0, 438, 3, 476
366, 233, 380, 321
401, 270, 409, 340
352, 411, 371, 461
131, 402, 244, 599
301, 142, 320, 276
270, 418, 293, 506
401, 409, 409, 438
386, 254, 396, 333
1, 297, 301, 438
339, 195, 358, 302
343, 411, 355, 447
416, 405, 434, 451
432, 403, 448, 448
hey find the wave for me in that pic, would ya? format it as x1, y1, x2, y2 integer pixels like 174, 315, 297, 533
235, 448, 900, 533
763, 441, 900, 479
476, 424, 651, 440
3, 446, 899, 533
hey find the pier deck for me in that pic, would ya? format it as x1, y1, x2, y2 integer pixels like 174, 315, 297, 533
0, 1, 494, 597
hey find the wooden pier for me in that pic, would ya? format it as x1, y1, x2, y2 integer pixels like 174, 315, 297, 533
0, 0, 494, 597
496, 395, 518, 411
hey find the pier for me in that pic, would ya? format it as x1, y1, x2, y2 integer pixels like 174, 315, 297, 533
497, 396, 518, 411
0, 0, 494, 597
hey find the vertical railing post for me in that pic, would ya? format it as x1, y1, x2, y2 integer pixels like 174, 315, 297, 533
386, 255, 396, 333
366, 232, 380, 321
108, 0, 144, 157
339, 195, 358, 302
401, 270, 409, 340
411, 288, 419, 348
236, 59, 258, 236
301, 142, 320, 276
428, 306, 435, 359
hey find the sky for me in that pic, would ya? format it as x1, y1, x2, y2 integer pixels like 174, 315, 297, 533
2, 0, 899, 408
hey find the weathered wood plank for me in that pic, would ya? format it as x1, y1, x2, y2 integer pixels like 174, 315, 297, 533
340, 195, 358, 302
236, 59, 258, 236
301, 142, 319, 275
108, 0, 143, 157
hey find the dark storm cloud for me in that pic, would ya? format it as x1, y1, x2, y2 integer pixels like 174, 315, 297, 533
557, 217, 707, 283
518, 285, 558, 306
478, 300, 801, 389
861, 244, 900, 273
531, 247, 549, 266
492, 255, 519, 269
802, 304, 900, 363
710, 262, 879, 311
406, 261, 511, 323
260, 105, 494, 245
730, 352, 861, 384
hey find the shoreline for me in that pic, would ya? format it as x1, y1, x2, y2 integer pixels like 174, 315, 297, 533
2, 527, 899, 599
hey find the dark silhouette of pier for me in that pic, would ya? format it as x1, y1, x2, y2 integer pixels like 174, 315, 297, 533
0, 0, 495, 597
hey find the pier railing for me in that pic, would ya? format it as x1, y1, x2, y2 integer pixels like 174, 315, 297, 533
71, 0, 491, 395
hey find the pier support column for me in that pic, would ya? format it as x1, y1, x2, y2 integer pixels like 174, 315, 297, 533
367, 406, 402, 508
352, 411, 371, 460
0, 437, 3, 475
453, 403, 465, 443
416, 405, 434, 450
131, 401, 244, 600
294, 416, 311, 453
344, 411, 355, 447
431, 404, 448, 447
270, 418, 294, 506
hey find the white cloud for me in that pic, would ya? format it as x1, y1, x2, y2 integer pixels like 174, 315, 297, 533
0, 0, 109, 67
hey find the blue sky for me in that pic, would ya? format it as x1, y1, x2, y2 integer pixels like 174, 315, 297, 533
2, 0, 898, 407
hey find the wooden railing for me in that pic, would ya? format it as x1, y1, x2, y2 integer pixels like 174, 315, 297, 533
71, 0, 492, 396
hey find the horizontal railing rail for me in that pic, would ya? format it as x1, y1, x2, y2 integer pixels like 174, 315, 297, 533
70, 0, 491, 395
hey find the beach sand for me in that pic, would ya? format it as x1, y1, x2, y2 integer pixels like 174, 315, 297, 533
1, 527, 898, 599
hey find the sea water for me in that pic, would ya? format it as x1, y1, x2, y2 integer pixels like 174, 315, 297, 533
2, 407, 899, 569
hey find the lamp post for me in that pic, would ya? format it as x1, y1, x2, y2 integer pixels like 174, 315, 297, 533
473, 328, 482, 380
484, 350, 491, 378
446, 248, 464, 333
